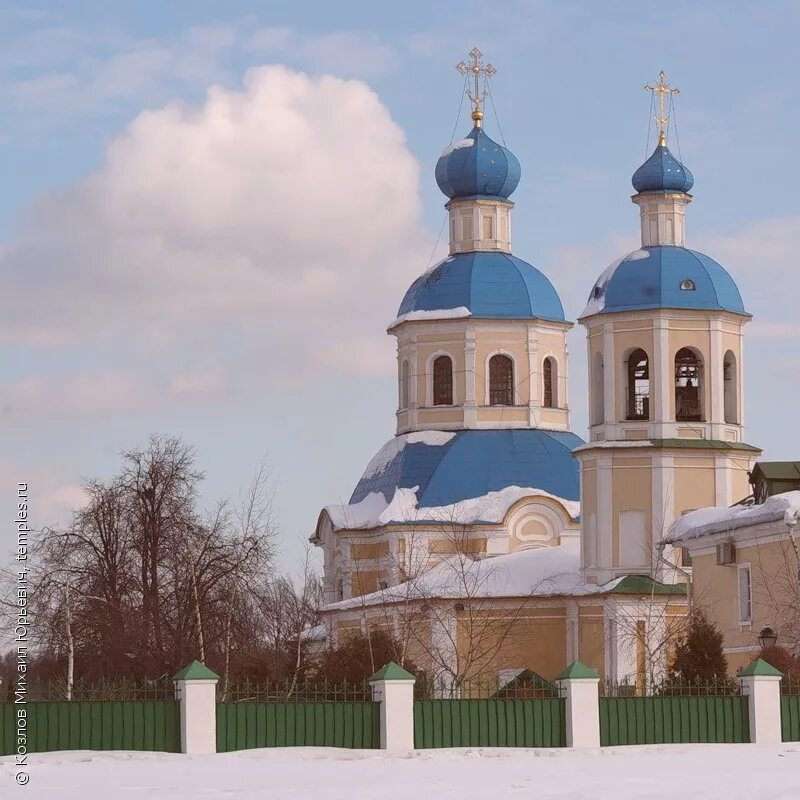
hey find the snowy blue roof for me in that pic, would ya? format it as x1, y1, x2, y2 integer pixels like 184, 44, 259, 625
632, 142, 694, 194
350, 429, 583, 517
435, 126, 521, 200
397, 251, 566, 322
582, 246, 747, 317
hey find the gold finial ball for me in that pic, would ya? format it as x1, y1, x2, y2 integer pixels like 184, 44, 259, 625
471, 108, 484, 121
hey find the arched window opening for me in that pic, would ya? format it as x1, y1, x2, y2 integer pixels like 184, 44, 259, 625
592, 352, 605, 425
543, 357, 558, 408
399, 359, 409, 409
724, 350, 738, 424
489, 354, 514, 406
626, 349, 650, 420
675, 348, 703, 422
335, 578, 344, 602
433, 355, 453, 406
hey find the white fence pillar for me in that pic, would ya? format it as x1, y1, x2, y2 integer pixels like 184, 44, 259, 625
739, 658, 782, 745
173, 660, 219, 755
556, 661, 601, 748
369, 662, 416, 752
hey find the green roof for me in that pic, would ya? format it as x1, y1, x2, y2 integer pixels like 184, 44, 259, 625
740, 658, 782, 677
603, 575, 688, 596
753, 462, 800, 481
556, 661, 599, 680
368, 661, 416, 682
173, 660, 220, 681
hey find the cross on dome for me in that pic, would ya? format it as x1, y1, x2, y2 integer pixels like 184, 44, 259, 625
645, 70, 680, 146
456, 47, 496, 128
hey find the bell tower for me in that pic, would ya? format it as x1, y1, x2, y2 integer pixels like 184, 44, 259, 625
576, 72, 761, 584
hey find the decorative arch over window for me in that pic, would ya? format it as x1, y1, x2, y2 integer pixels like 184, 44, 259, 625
592, 352, 605, 425
724, 350, 738, 424
675, 347, 703, 422
399, 359, 409, 409
489, 354, 514, 406
433, 355, 453, 406
543, 357, 558, 408
626, 348, 650, 421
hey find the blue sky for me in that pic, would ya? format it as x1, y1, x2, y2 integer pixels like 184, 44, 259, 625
2, 1, 799, 573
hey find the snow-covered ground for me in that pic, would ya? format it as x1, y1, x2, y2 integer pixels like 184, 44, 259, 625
2, 745, 799, 799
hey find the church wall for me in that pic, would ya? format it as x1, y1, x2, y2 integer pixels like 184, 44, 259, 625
578, 605, 606, 681
611, 455, 653, 569
580, 457, 598, 569
456, 606, 568, 681
673, 456, 716, 515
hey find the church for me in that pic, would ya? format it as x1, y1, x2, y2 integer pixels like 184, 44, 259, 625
309, 54, 758, 690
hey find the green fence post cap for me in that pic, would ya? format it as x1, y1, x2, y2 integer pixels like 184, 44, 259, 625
173, 660, 220, 681
740, 658, 782, 678
368, 661, 416, 682
556, 661, 599, 680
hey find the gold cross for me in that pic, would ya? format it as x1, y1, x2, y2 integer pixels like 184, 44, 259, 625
456, 47, 496, 127
645, 70, 680, 146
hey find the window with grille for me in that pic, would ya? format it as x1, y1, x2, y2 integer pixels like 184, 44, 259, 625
543, 357, 557, 408
626, 349, 650, 420
489, 354, 514, 406
675, 347, 703, 421
433, 355, 453, 405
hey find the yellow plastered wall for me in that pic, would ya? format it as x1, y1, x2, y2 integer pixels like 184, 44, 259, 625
691, 536, 797, 674
456, 607, 568, 681
611, 455, 653, 565
674, 456, 716, 515
578, 606, 605, 682
580, 458, 598, 568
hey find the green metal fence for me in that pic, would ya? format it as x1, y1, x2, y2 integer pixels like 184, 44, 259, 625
0, 700, 181, 755
781, 678, 800, 742
413, 698, 565, 748
216, 701, 380, 751
599, 695, 749, 746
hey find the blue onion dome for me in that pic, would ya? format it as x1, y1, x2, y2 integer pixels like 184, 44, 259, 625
582, 247, 747, 318
395, 251, 566, 324
435, 126, 521, 200
632, 139, 694, 193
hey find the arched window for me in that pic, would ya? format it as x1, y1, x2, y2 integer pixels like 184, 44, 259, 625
335, 578, 344, 602
724, 350, 738, 424
543, 357, 558, 408
626, 349, 650, 420
592, 352, 605, 425
433, 355, 453, 405
675, 348, 703, 422
399, 359, 409, 409
489, 354, 514, 406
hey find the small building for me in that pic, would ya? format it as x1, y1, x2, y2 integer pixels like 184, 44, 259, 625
664, 491, 800, 672
750, 462, 800, 504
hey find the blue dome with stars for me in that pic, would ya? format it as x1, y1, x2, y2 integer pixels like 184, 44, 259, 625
435, 126, 521, 200
632, 141, 694, 193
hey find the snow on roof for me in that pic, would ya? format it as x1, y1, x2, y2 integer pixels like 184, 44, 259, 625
574, 440, 654, 452
387, 306, 472, 330
322, 539, 624, 611
440, 138, 474, 157
324, 484, 580, 532
581, 250, 648, 317
361, 431, 456, 481
664, 491, 800, 544
299, 622, 330, 642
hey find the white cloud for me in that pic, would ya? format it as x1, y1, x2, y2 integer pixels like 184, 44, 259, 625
0, 66, 431, 386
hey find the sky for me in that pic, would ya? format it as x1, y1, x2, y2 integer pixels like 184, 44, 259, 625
2, 1, 800, 575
